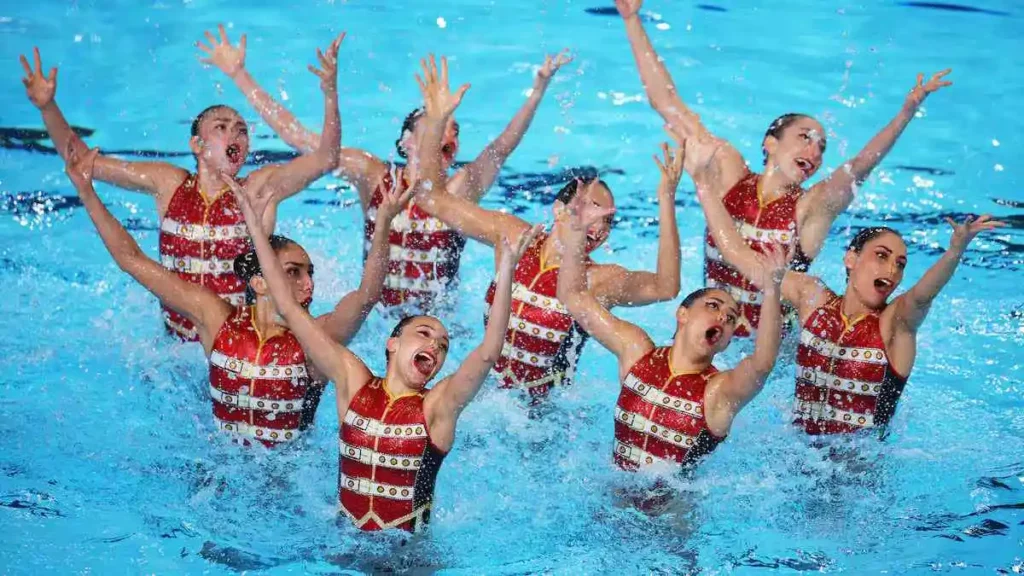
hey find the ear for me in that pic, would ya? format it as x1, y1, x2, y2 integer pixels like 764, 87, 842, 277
189, 135, 203, 156
552, 200, 567, 221
762, 135, 779, 158
842, 249, 857, 275
675, 305, 689, 327
386, 336, 399, 356
249, 275, 268, 299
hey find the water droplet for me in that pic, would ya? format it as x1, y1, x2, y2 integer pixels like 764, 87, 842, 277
436, 17, 447, 29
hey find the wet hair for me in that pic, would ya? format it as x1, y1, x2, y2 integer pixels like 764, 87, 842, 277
761, 113, 823, 165
233, 235, 301, 305
678, 287, 717, 309
395, 109, 424, 159
554, 177, 611, 205
845, 226, 902, 279
385, 314, 441, 364
190, 104, 233, 137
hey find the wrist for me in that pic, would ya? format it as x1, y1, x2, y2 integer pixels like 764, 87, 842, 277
229, 67, 251, 84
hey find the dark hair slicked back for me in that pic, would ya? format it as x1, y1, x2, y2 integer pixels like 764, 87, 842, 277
191, 104, 233, 137
679, 287, 717, 309
761, 113, 819, 165
233, 235, 300, 305
848, 226, 901, 253
395, 108, 424, 159
555, 177, 611, 205
385, 315, 442, 364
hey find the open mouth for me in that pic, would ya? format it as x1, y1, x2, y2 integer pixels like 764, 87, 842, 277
873, 277, 894, 295
441, 142, 456, 161
413, 350, 437, 377
705, 326, 723, 347
226, 144, 243, 164
794, 158, 815, 177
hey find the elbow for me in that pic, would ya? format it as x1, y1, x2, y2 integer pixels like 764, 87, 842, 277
657, 276, 681, 301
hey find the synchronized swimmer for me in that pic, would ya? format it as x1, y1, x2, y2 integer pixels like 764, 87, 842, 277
20, 4, 1004, 535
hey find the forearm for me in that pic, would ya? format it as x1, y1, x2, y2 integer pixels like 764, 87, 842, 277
232, 68, 320, 153
480, 267, 514, 362
847, 102, 916, 182
906, 244, 963, 307
355, 222, 390, 306
700, 191, 760, 281
40, 102, 87, 161
489, 83, 547, 158
623, 16, 698, 134
556, 234, 593, 319
654, 189, 681, 296
750, 284, 783, 375
315, 85, 342, 166
77, 183, 147, 269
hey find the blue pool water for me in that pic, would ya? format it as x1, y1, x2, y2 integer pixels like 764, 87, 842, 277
2, 1, 1023, 573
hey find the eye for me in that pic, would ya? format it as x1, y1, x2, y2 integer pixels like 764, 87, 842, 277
896, 260, 906, 270
800, 133, 810, 141
707, 301, 719, 310
286, 267, 299, 277
725, 314, 737, 326
877, 251, 888, 260
239, 126, 249, 135
307, 265, 315, 277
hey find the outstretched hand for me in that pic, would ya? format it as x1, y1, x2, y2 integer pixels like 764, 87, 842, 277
499, 224, 544, 272
750, 242, 793, 289
907, 69, 952, 108
64, 142, 99, 191
197, 24, 247, 78
20, 47, 57, 109
537, 49, 574, 80
653, 141, 686, 197
564, 182, 616, 235
945, 214, 1005, 252
375, 168, 418, 226
309, 33, 344, 93
615, 0, 643, 19
415, 54, 470, 120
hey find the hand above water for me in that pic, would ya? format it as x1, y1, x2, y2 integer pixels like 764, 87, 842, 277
309, 33, 344, 94
416, 54, 470, 121
906, 69, 952, 109
653, 140, 686, 200
197, 24, 247, 79
536, 49, 574, 83
945, 214, 1005, 253
615, 0, 643, 19
20, 47, 57, 109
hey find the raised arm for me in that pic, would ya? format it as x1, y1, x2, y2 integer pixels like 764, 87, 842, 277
615, 1, 743, 184
224, 177, 370, 404
800, 70, 953, 256
315, 173, 416, 344
703, 246, 787, 434
557, 193, 654, 380
242, 35, 343, 220
451, 50, 572, 203
21, 48, 186, 197
427, 224, 544, 449
593, 142, 683, 308
697, 186, 827, 314
890, 214, 1004, 332
198, 26, 387, 201
66, 146, 230, 351
413, 54, 529, 248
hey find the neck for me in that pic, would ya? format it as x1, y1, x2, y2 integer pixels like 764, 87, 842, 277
196, 162, 232, 200
252, 298, 288, 338
759, 165, 798, 203
668, 335, 713, 374
539, 228, 562, 266
382, 365, 420, 396
839, 290, 882, 320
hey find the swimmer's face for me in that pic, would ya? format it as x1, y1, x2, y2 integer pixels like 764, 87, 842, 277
555, 181, 616, 253
675, 290, 740, 356
764, 117, 826, 185
253, 244, 315, 309
405, 115, 460, 168
386, 317, 450, 389
844, 233, 907, 309
190, 107, 250, 175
